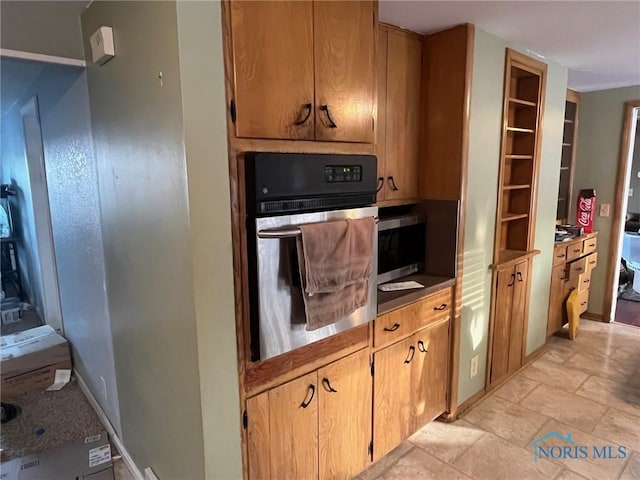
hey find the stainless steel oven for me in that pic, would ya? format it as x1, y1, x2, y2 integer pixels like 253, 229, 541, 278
245, 152, 378, 361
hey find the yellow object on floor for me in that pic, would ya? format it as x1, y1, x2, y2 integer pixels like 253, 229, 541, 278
566, 289, 580, 340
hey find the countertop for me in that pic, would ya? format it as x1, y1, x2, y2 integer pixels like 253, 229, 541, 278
554, 230, 598, 246
377, 274, 455, 315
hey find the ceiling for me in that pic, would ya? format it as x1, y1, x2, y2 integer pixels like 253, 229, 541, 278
0, 57, 44, 115
379, 1, 640, 92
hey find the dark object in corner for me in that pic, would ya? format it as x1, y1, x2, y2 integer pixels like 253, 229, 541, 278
0, 402, 21, 424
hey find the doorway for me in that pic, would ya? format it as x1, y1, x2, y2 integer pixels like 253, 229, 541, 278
607, 101, 640, 327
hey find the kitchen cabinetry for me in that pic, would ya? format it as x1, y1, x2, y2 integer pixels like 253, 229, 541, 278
372, 291, 451, 460
489, 260, 530, 385
245, 349, 371, 480
229, 0, 375, 143
376, 24, 422, 202
557, 89, 580, 223
547, 233, 598, 336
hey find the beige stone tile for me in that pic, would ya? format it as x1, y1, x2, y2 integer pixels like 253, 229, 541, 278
521, 384, 608, 432
377, 447, 471, 480
530, 419, 627, 480
575, 376, 640, 418
356, 443, 413, 480
542, 349, 572, 364
462, 395, 548, 447
553, 468, 588, 480
592, 408, 640, 450
564, 351, 637, 385
494, 373, 540, 403
113, 459, 135, 480
409, 418, 484, 464
452, 432, 561, 480
619, 451, 640, 480
520, 359, 590, 393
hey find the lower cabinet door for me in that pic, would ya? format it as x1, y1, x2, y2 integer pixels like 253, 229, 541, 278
318, 349, 372, 480
547, 264, 566, 336
373, 336, 414, 461
413, 320, 450, 427
508, 260, 529, 374
490, 267, 515, 384
246, 372, 319, 480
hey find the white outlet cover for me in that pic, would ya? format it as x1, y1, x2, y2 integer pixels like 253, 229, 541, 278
630, 188, 634, 197
90, 26, 115, 65
599, 203, 610, 217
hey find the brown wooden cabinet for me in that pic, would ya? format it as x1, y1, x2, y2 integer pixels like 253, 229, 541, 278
376, 24, 422, 202
557, 89, 580, 223
547, 233, 598, 336
229, 0, 375, 143
373, 317, 450, 460
246, 349, 371, 480
489, 259, 530, 385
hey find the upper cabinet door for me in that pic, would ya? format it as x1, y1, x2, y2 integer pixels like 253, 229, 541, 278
313, 1, 375, 143
375, 28, 388, 201
384, 30, 421, 200
230, 1, 315, 140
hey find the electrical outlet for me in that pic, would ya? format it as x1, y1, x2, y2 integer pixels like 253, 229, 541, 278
470, 355, 479, 378
100, 376, 107, 400
629, 188, 634, 197
600, 203, 610, 217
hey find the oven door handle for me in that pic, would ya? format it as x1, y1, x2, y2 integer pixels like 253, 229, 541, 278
257, 217, 379, 239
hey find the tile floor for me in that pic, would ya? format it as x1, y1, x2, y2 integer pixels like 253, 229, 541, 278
358, 319, 640, 480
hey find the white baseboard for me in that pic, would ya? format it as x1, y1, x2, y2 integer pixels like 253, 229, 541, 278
74, 370, 144, 480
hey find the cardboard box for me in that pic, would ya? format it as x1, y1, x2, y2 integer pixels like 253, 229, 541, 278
0, 431, 114, 480
1, 325, 72, 398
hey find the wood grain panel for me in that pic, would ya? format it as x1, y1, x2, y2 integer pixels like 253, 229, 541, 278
582, 237, 597, 255
268, 372, 318, 480
314, 1, 375, 143
420, 24, 472, 200
318, 350, 372, 480
230, 1, 314, 140
373, 336, 414, 461
375, 27, 388, 201
546, 264, 566, 336
508, 261, 528, 374
413, 320, 450, 428
586, 252, 598, 272
384, 29, 421, 200
490, 268, 514, 384
553, 244, 567, 266
246, 392, 271, 480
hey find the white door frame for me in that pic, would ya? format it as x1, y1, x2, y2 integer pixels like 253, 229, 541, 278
20, 96, 63, 332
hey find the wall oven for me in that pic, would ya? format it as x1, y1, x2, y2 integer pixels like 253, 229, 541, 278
245, 152, 378, 361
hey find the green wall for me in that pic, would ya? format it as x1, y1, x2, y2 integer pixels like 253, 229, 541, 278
571, 85, 640, 319
1, 1, 85, 59
459, 27, 568, 404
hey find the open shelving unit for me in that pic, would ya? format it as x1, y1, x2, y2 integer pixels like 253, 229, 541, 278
557, 89, 580, 223
493, 49, 547, 266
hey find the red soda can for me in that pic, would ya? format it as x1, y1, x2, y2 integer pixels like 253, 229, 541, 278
576, 189, 596, 233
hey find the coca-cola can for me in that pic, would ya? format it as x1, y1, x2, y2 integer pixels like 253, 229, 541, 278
576, 189, 596, 233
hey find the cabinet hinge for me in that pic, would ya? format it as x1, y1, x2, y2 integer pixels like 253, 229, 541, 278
370, 361, 374, 377
242, 410, 248, 429
368, 440, 373, 459
230, 99, 237, 124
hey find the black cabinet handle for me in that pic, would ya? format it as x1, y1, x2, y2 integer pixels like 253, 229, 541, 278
383, 323, 400, 332
320, 105, 337, 128
517, 272, 523, 282
293, 103, 312, 126
434, 303, 447, 311
300, 384, 315, 408
376, 177, 384, 193
556, 254, 565, 258
404, 346, 416, 364
321, 378, 338, 393
588, 243, 595, 247
584, 279, 590, 284
418, 340, 428, 353
575, 267, 583, 272
387, 176, 399, 191
573, 248, 581, 253
508, 273, 515, 287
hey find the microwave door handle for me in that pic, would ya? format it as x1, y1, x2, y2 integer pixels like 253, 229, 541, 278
257, 216, 379, 239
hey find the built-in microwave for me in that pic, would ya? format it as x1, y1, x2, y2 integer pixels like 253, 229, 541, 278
377, 212, 426, 284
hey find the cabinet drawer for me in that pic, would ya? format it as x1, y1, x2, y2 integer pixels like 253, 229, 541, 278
578, 290, 589, 314
375, 306, 415, 347
414, 289, 452, 328
568, 257, 587, 281
374, 288, 452, 348
586, 252, 598, 272
583, 237, 598, 255
553, 245, 568, 266
578, 272, 592, 292
566, 242, 584, 262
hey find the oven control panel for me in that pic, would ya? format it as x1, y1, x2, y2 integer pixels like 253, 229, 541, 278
324, 165, 362, 183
